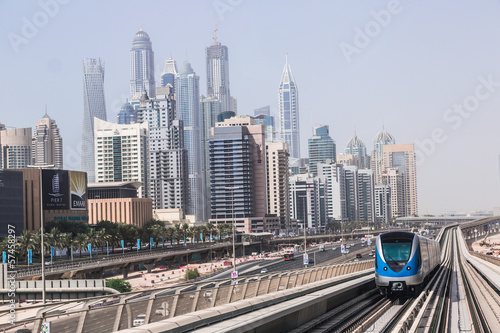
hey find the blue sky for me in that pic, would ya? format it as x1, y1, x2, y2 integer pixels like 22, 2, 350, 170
1, 0, 500, 215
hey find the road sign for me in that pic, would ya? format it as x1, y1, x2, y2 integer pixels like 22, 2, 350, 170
231, 270, 238, 279
341, 244, 345, 253
303, 253, 309, 265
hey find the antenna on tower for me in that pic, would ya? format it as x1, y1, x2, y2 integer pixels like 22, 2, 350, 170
286, 53, 288, 64
213, 24, 218, 45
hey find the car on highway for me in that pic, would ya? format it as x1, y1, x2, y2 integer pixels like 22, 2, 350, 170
260, 268, 268, 274
356, 253, 362, 258
332, 247, 337, 251
133, 314, 146, 326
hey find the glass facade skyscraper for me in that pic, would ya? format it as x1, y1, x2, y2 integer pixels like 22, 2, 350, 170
308, 125, 336, 176
82, 58, 107, 182
345, 134, 369, 169
206, 37, 231, 112
175, 61, 202, 220
117, 102, 137, 125
160, 57, 178, 91
279, 57, 300, 159
130, 29, 155, 99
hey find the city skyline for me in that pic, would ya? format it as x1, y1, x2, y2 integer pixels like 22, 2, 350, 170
1, 1, 500, 215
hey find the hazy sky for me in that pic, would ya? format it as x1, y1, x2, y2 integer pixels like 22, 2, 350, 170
1, 0, 500, 215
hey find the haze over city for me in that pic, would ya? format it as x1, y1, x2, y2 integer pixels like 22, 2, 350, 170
1, 0, 499, 215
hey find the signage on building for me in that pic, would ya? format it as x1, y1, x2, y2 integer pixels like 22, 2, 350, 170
69, 171, 87, 210
42, 170, 69, 210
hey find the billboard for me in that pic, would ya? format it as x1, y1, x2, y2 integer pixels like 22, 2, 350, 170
69, 171, 87, 210
42, 170, 69, 210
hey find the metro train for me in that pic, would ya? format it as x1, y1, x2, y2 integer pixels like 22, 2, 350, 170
375, 231, 441, 294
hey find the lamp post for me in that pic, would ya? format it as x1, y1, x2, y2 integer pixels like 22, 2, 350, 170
27, 164, 54, 305
225, 186, 240, 271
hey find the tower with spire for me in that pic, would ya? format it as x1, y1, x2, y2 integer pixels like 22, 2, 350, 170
206, 27, 231, 112
279, 55, 300, 159
371, 127, 396, 183
345, 133, 370, 169
130, 28, 156, 99
33, 109, 63, 169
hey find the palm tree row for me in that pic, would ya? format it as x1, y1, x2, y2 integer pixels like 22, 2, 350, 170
0, 219, 235, 264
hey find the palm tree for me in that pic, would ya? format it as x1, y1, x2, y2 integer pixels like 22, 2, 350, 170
61, 233, 75, 260
45, 228, 64, 261
165, 227, 175, 245
181, 223, 190, 244
74, 233, 88, 258
205, 223, 216, 242
17, 230, 35, 262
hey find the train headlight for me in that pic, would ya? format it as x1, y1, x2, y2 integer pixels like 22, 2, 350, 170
407, 266, 411, 270
383, 267, 387, 271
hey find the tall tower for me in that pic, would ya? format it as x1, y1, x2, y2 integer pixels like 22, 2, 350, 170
279, 56, 300, 159
345, 133, 370, 169
82, 58, 107, 182
160, 57, 178, 91
371, 128, 396, 183
33, 112, 63, 169
175, 61, 202, 220
266, 141, 290, 232
130, 28, 156, 99
308, 125, 336, 176
206, 29, 231, 112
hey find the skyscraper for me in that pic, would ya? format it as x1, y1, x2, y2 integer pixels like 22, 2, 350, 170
206, 32, 231, 112
117, 102, 137, 125
137, 89, 189, 212
317, 160, 347, 222
308, 125, 336, 176
382, 144, 418, 216
130, 28, 155, 99
82, 58, 107, 182
0, 128, 32, 169
357, 169, 375, 224
374, 184, 391, 225
160, 57, 178, 90
345, 134, 369, 169
266, 141, 290, 232
371, 128, 396, 184
175, 61, 202, 220
279, 56, 300, 159
94, 118, 149, 198
33, 112, 63, 169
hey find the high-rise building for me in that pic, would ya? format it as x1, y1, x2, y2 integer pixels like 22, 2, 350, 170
200, 95, 221, 221
130, 28, 155, 99
254, 113, 276, 141
0, 128, 32, 169
175, 61, 202, 220
382, 167, 405, 219
33, 113, 63, 169
117, 102, 137, 125
266, 141, 290, 232
371, 128, 396, 183
136, 90, 189, 212
345, 134, 369, 169
160, 57, 178, 90
336, 153, 358, 167
343, 166, 358, 222
308, 125, 336, 176
206, 32, 231, 112
289, 173, 325, 230
279, 57, 300, 159
374, 184, 391, 225
357, 169, 375, 224
82, 58, 107, 182
209, 116, 278, 233
317, 160, 347, 222
254, 105, 270, 116
94, 118, 149, 198
382, 144, 418, 216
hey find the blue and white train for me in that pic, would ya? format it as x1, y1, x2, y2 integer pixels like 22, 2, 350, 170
375, 231, 441, 294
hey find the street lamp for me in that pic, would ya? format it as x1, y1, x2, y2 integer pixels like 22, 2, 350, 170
224, 186, 240, 271
27, 164, 54, 305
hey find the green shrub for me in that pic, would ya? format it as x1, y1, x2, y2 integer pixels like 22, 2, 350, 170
106, 278, 132, 293
185, 268, 200, 280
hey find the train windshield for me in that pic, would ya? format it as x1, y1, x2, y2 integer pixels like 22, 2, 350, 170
382, 240, 412, 262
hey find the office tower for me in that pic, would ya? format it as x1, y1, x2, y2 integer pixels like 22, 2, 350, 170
374, 184, 391, 225
289, 173, 324, 230
94, 118, 149, 198
82, 58, 107, 182
200, 95, 221, 221
382, 144, 417, 216
175, 61, 202, 220
371, 128, 396, 183
254, 113, 276, 141
382, 167, 405, 218
308, 125, 336, 176
343, 166, 358, 222
130, 28, 155, 99
0, 128, 32, 169
33, 113, 63, 169
137, 89, 188, 211
266, 141, 290, 232
317, 160, 347, 222
209, 116, 278, 233
117, 102, 137, 124
357, 169, 375, 224
345, 134, 369, 169
160, 57, 178, 90
254, 105, 270, 116
279, 56, 300, 159
206, 32, 231, 112
230, 96, 238, 114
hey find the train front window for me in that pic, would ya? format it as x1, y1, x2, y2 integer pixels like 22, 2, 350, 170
382, 241, 412, 262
